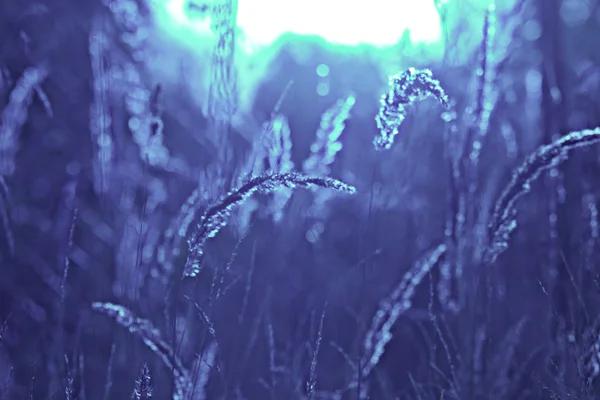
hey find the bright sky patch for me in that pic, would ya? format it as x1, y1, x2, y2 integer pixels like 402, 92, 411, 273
155, 0, 444, 50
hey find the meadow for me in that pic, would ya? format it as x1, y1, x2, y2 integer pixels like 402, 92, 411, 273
1, 0, 600, 399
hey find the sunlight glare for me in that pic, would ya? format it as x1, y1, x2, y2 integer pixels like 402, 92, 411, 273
155, 0, 443, 50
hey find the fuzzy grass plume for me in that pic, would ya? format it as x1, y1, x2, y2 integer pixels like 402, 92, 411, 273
184, 172, 356, 277
485, 127, 600, 265
0, 64, 49, 175
131, 364, 153, 400
374, 68, 449, 150
303, 94, 356, 176
206, 0, 239, 122
362, 244, 446, 378
91, 302, 191, 399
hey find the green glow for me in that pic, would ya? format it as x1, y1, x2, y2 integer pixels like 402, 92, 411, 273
147, 0, 456, 120
154, 0, 443, 50
316, 64, 330, 77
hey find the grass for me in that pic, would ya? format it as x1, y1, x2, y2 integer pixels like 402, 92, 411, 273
1, 0, 600, 399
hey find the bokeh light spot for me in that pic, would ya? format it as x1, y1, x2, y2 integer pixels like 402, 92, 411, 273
316, 64, 330, 77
